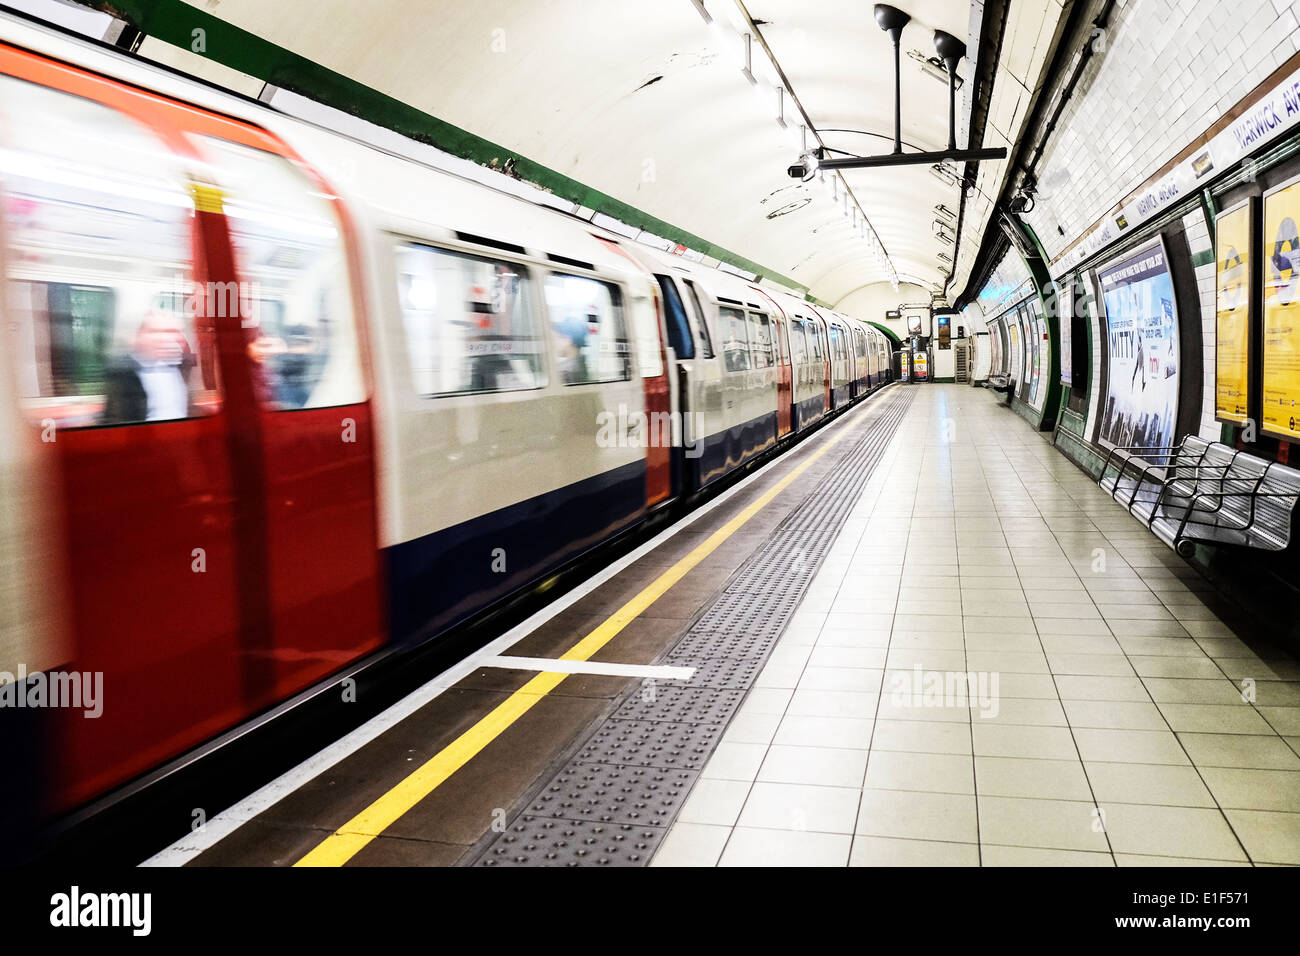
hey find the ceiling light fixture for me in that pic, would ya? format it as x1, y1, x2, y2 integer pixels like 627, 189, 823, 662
930, 161, 959, 186
785, 5, 1005, 177
741, 32, 757, 85
907, 50, 965, 91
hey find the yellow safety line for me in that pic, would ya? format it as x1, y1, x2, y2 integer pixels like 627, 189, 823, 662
294, 424, 852, 867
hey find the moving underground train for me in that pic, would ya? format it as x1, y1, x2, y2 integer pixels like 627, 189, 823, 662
0, 15, 894, 821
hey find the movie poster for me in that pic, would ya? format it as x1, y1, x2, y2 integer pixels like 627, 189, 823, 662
1096, 237, 1181, 452
1262, 178, 1300, 440
1215, 199, 1252, 425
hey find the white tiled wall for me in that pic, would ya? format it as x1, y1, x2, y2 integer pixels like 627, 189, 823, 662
1024, 0, 1300, 262
978, 0, 1300, 444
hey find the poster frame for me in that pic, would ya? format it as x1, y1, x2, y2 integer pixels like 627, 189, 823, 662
1092, 233, 1183, 453
1058, 277, 1074, 387
1259, 173, 1300, 441
1213, 196, 1257, 428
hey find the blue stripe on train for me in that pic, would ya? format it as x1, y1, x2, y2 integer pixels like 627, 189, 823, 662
388, 405, 791, 645
794, 394, 827, 432
689, 409, 778, 489
385, 458, 646, 645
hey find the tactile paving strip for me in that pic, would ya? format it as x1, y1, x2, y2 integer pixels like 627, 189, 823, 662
576, 719, 721, 770
477, 817, 663, 867
468, 388, 913, 866
526, 763, 697, 826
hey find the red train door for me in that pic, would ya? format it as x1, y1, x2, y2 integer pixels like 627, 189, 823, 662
752, 288, 792, 437
641, 285, 672, 506
593, 237, 671, 507
189, 126, 385, 705
773, 316, 792, 437
0, 48, 247, 809
809, 309, 832, 411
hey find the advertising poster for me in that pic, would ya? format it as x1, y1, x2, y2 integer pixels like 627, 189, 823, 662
1096, 237, 1181, 452
1008, 320, 1021, 385
1262, 178, 1300, 440
989, 321, 1002, 375
1018, 306, 1031, 388
1215, 200, 1252, 425
1027, 300, 1046, 411
1059, 279, 1074, 386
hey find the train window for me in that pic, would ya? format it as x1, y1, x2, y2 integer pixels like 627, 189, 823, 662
197, 136, 364, 410
789, 320, 808, 364
544, 273, 631, 385
748, 312, 774, 369
0, 77, 219, 428
718, 306, 751, 372
681, 279, 715, 358
654, 276, 693, 360
627, 286, 663, 380
394, 242, 544, 395
830, 325, 848, 362
808, 323, 824, 362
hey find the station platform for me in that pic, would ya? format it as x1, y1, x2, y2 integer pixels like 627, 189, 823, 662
146, 385, 1300, 868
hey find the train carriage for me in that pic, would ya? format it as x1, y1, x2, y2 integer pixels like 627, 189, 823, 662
0, 11, 893, 822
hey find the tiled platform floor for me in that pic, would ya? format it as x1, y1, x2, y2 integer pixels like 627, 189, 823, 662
651, 385, 1300, 867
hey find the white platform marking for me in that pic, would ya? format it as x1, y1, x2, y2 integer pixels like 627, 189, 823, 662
480, 656, 694, 680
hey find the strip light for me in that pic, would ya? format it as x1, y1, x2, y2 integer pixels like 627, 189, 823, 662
694, 0, 899, 286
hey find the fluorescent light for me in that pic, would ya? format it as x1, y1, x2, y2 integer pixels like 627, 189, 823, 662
741, 32, 756, 85
689, 0, 712, 24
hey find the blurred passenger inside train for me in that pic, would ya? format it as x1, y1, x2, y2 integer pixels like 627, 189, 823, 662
100, 312, 196, 425
273, 323, 323, 407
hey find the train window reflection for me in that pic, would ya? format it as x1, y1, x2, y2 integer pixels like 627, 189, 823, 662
808, 323, 824, 362
0, 77, 219, 427
829, 324, 846, 362
397, 242, 544, 395
196, 135, 364, 411
749, 312, 773, 369
719, 307, 750, 372
543, 274, 630, 385
789, 319, 808, 365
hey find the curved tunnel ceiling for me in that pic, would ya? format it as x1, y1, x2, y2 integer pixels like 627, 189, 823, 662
168, 0, 1065, 307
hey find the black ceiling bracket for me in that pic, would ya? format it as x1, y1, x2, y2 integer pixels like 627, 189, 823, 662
874, 4, 912, 155
786, 5, 1005, 179
933, 29, 965, 151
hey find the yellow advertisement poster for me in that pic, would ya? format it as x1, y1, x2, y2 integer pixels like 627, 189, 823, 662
1263, 179, 1300, 440
1215, 201, 1251, 424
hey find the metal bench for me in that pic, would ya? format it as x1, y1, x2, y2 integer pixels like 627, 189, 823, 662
983, 374, 1014, 403
1098, 436, 1300, 556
